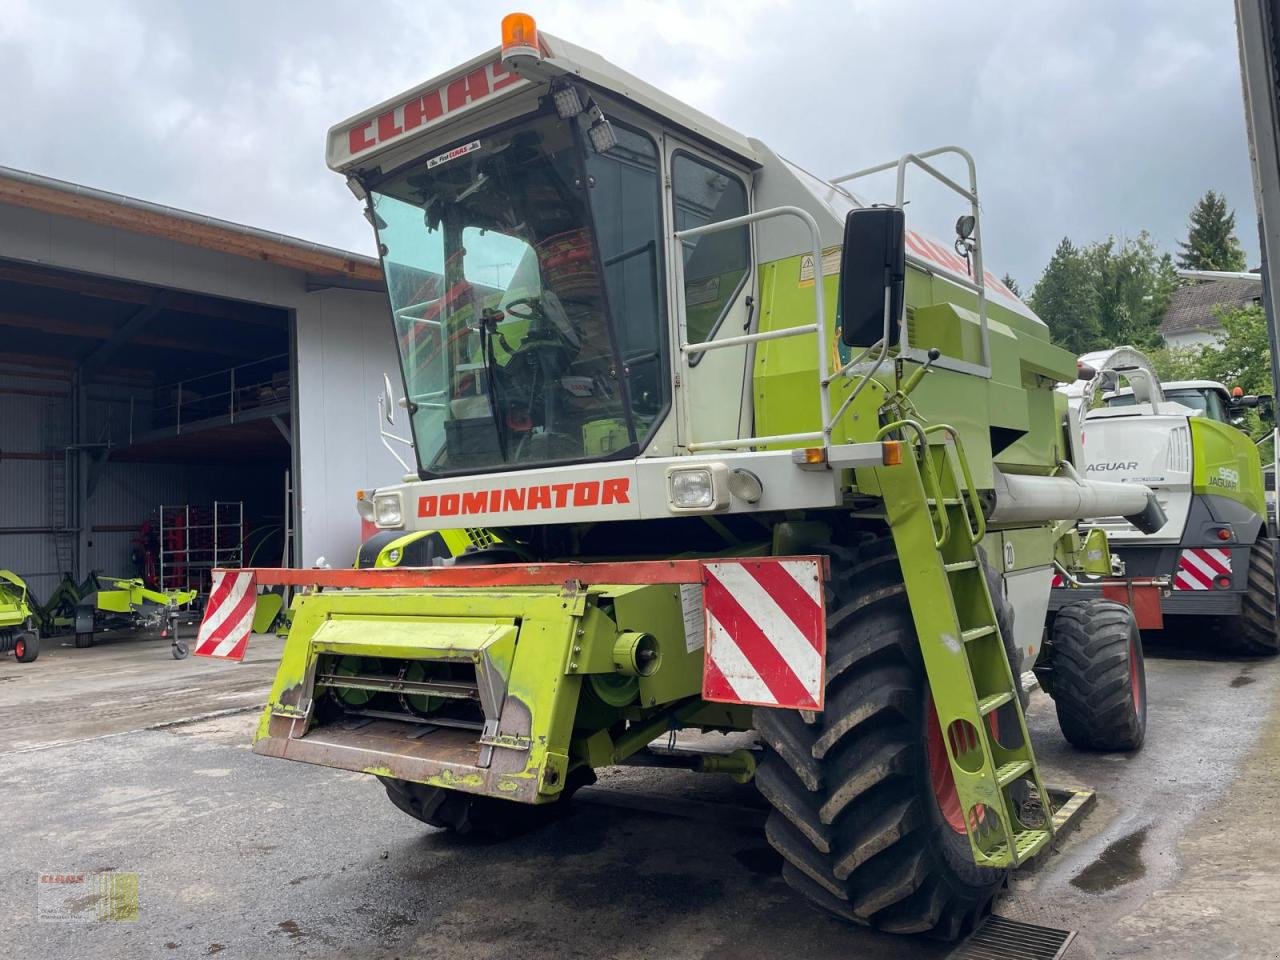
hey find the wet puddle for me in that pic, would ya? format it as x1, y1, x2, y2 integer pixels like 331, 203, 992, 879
1070, 825, 1150, 892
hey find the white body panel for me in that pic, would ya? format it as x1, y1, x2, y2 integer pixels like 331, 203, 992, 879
1077, 412, 1194, 544
1004, 566, 1053, 665
373, 444, 883, 532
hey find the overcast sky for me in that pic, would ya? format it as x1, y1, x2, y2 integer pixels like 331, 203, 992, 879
0, 0, 1258, 289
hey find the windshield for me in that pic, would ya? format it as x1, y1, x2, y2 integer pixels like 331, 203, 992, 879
371, 108, 666, 476
1106, 388, 1228, 421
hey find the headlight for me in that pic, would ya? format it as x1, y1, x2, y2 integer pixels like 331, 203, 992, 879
385, 547, 402, 565
666, 463, 729, 512
373, 492, 404, 528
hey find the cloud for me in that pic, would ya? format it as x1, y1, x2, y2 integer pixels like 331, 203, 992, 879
0, 0, 1257, 287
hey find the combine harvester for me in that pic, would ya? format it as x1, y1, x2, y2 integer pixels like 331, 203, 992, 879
195, 16, 1165, 938
1051, 347, 1278, 655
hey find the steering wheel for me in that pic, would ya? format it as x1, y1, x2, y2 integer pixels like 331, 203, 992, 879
503, 297, 543, 319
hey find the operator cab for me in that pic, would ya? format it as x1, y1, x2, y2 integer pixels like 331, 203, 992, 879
337, 27, 761, 481
1103, 380, 1268, 425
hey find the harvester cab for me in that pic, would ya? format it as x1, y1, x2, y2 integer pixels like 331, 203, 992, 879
197, 15, 1164, 939
1053, 346, 1279, 654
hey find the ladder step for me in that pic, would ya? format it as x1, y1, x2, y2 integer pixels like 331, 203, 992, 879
943, 560, 978, 573
978, 691, 1014, 716
987, 828, 1052, 866
994, 759, 1031, 787
961, 626, 997, 643
926, 498, 963, 507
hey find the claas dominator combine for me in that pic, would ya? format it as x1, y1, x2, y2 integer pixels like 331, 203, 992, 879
214, 15, 1166, 937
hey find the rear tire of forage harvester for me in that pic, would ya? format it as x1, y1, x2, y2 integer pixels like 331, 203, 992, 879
1048, 599, 1146, 751
1227, 537, 1280, 656
378, 766, 596, 840
752, 537, 1014, 939
74, 631, 94, 648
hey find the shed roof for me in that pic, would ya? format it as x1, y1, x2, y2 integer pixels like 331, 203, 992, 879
0, 165, 382, 285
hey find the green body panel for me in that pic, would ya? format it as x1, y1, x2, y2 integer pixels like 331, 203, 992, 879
93, 577, 197, 614
1189, 417, 1267, 518
252, 583, 709, 803
0, 570, 33, 630
368, 528, 488, 568
752, 256, 1077, 487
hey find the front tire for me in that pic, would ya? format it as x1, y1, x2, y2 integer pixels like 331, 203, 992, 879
752, 539, 1008, 939
1048, 600, 1146, 751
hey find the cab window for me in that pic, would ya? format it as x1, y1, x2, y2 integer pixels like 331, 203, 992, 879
671, 154, 749, 356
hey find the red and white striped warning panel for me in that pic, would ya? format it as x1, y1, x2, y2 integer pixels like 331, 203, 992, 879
1051, 572, 1066, 588
194, 570, 258, 661
701, 558, 826, 710
1173, 547, 1232, 591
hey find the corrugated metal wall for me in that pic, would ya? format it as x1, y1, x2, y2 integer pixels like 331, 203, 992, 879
0, 375, 71, 598
0, 371, 287, 601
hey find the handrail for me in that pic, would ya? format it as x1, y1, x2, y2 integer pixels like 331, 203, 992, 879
674, 205, 833, 453
833, 146, 991, 379
925, 424, 986, 545
879, 419, 949, 547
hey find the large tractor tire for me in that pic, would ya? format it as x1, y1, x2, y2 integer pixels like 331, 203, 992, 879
1229, 538, 1280, 656
378, 767, 595, 839
752, 539, 1015, 939
1048, 600, 1146, 751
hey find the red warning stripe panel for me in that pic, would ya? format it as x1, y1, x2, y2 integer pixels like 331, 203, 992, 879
194, 570, 258, 661
701, 558, 825, 711
1173, 548, 1232, 591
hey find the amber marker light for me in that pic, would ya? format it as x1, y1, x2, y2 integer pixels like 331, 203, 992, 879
882, 440, 905, 466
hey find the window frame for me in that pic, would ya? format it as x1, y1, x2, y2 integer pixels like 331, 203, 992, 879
669, 148, 752, 366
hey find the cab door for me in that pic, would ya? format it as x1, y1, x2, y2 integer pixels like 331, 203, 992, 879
663, 140, 756, 449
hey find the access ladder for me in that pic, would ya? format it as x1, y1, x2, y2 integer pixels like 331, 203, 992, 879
873, 421, 1054, 868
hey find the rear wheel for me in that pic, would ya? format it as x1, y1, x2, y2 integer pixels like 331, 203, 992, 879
1048, 600, 1146, 751
1230, 538, 1280, 656
379, 767, 595, 839
752, 539, 1010, 939
74, 631, 93, 648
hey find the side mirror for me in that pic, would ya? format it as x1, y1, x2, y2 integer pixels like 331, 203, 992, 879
382, 373, 396, 426
838, 207, 906, 347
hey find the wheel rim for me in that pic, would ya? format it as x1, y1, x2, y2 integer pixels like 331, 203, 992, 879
14, 638, 25, 659
926, 696, 969, 834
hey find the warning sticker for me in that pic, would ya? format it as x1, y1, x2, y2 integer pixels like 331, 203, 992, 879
426, 140, 481, 169
798, 245, 842, 286
679, 584, 705, 653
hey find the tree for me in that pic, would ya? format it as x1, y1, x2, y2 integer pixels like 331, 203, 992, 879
1029, 237, 1101, 354
1088, 232, 1179, 349
1176, 190, 1247, 272
1029, 234, 1175, 355
1000, 273, 1021, 298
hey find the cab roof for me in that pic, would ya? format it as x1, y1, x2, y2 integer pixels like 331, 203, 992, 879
326, 32, 759, 176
